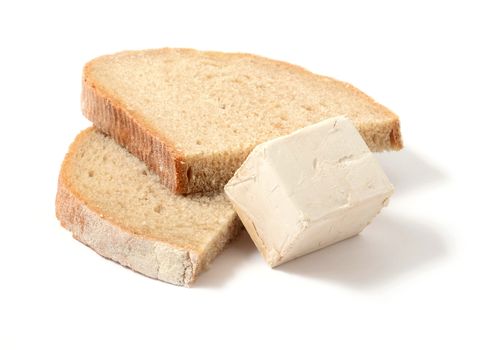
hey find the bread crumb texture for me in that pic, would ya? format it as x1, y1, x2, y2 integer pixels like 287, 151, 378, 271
83, 48, 402, 193
56, 128, 240, 286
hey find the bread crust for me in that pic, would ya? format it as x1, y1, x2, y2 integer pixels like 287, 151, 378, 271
56, 128, 242, 286
82, 48, 403, 194
82, 78, 190, 193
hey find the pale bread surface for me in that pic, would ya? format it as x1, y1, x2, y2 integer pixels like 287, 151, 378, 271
56, 128, 241, 286
83, 48, 402, 193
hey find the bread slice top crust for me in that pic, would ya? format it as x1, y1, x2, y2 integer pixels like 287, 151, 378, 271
83, 48, 402, 193
56, 128, 239, 285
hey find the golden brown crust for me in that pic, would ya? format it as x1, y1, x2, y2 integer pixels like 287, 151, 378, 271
390, 118, 404, 150
82, 70, 190, 193
82, 48, 403, 194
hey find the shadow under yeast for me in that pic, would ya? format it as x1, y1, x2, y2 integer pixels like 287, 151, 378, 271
198, 148, 449, 289
376, 148, 446, 195
277, 214, 448, 289
194, 229, 257, 288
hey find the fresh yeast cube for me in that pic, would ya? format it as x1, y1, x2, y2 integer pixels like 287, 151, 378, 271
225, 117, 393, 267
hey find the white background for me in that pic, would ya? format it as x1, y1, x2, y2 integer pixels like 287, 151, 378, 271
1, 1, 491, 349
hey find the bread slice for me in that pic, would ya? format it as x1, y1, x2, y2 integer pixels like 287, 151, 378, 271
55, 128, 241, 286
83, 48, 403, 194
